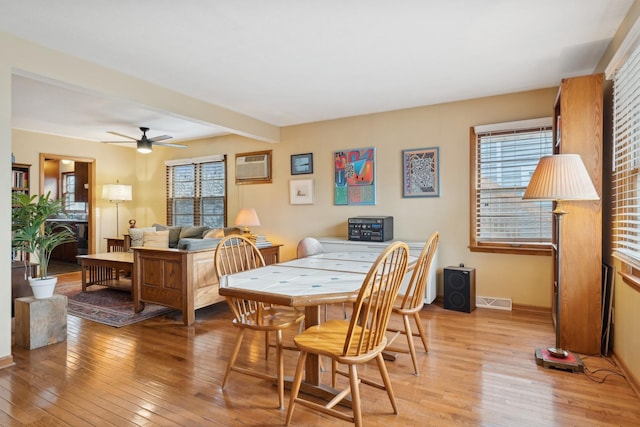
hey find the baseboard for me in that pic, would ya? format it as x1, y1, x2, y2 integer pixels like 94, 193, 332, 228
613, 351, 640, 399
0, 355, 15, 370
511, 303, 551, 314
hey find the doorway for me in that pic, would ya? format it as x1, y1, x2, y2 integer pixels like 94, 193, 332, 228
39, 153, 96, 272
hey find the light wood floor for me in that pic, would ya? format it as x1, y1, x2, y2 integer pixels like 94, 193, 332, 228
2, 273, 639, 426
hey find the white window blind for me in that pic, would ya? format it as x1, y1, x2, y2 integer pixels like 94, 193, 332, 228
473, 121, 553, 247
612, 40, 640, 265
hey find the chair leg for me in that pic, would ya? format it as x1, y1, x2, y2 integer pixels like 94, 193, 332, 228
413, 312, 428, 352
375, 353, 398, 414
331, 359, 338, 388
265, 331, 270, 360
222, 329, 245, 389
276, 329, 284, 410
285, 350, 308, 425
402, 314, 420, 375
349, 364, 363, 427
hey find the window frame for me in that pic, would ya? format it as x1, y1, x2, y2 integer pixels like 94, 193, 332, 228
165, 155, 227, 228
469, 118, 553, 256
610, 28, 640, 292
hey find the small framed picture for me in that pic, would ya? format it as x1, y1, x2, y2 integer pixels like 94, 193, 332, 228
402, 147, 440, 197
291, 153, 313, 175
290, 179, 314, 205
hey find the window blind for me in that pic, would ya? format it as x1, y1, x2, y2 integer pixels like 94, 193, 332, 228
166, 156, 226, 227
474, 124, 553, 244
612, 40, 640, 265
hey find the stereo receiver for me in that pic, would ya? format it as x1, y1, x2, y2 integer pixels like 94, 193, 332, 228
348, 216, 393, 242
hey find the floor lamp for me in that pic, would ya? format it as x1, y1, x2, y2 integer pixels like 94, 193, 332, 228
102, 182, 132, 237
523, 154, 599, 370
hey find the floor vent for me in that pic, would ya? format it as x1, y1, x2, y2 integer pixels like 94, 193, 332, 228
476, 296, 512, 311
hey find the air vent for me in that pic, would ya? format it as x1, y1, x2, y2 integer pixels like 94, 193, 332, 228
476, 296, 512, 311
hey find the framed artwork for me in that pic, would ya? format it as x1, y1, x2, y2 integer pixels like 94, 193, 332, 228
235, 150, 272, 184
290, 179, 314, 205
291, 153, 313, 175
402, 147, 440, 197
334, 147, 376, 205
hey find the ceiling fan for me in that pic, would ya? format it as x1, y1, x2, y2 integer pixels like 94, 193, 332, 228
104, 127, 187, 153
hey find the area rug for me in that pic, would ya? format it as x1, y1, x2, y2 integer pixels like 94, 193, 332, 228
55, 280, 175, 328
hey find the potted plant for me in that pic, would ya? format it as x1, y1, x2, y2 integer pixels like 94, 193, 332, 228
11, 191, 76, 299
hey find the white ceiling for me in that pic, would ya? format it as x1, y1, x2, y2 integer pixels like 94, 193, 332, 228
0, 0, 634, 146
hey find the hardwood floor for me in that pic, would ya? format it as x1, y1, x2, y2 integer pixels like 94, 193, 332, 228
2, 272, 639, 426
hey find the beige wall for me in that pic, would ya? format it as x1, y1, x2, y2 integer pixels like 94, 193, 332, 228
113, 88, 556, 309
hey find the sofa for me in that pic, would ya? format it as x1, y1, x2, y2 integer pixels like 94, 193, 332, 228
128, 224, 242, 251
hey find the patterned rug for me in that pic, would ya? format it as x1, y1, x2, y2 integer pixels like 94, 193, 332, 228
55, 279, 175, 328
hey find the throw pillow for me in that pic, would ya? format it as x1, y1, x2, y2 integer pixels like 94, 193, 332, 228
153, 224, 183, 248
203, 228, 224, 239
143, 230, 170, 248
179, 226, 210, 239
128, 227, 156, 249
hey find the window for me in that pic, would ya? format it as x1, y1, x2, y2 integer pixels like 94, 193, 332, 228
61, 172, 86, 212
470, 119, 553, 254
612, 40, 640, 272
166, 155, 227, 227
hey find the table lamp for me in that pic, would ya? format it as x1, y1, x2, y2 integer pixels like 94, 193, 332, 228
234, 208, 261, 239
102, 182, 132, 236
523, 154, 599, 367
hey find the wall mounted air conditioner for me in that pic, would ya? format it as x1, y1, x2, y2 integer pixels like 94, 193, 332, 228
236, 154, 269, 180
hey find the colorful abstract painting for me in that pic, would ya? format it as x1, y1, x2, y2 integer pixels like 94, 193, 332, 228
334, 147, 376, 205
402, 147, 440, 197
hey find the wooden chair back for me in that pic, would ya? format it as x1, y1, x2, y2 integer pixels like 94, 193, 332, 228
397, 232, 439, 311
296, 237, 324, 258
343, 241, 409, 357
214, 235, 266, 321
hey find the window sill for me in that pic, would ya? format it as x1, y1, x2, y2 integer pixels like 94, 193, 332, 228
619, 271, 640, 293
469, 245, 552, 256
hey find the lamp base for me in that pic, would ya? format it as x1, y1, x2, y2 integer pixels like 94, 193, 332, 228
535, 347, 584, 373
547, 346, 569, 358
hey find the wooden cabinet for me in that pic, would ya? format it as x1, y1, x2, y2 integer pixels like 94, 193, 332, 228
552, 74, 603, 355
74, 161, 89, 202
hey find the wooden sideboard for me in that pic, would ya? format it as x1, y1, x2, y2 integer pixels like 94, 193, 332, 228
133, 244, 281, 325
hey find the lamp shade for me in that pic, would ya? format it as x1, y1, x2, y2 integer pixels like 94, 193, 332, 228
234, 208, 261, 227
102, 184, 132, 201
523, 154, 599, 201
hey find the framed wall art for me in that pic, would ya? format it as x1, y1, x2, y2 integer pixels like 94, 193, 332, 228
289, 179, 314, 205
334, 147, 376, 205
402, 147, 440, 197
291, 153, 313, 175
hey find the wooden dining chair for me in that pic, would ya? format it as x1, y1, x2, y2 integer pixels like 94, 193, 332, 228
285, 241, 409, 427
215, 235, 304, 410
385, 231, 439, 375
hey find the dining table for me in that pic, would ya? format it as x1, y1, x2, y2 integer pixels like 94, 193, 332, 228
218, 250, 416, 401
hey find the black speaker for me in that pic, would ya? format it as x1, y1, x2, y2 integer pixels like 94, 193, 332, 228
443, 266, 476, 313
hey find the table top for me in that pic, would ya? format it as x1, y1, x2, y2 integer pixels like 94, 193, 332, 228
77, 252, 134, 263
219, 250, 414, 307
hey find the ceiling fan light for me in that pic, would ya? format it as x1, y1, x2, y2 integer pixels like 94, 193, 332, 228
137, 139, 152, 154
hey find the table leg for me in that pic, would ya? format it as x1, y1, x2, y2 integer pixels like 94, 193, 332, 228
304, 305, 321, 385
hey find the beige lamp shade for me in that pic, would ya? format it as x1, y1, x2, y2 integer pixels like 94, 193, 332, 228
523, 154, 599, 201
102, 184, 132, 201
234, 208, 261, 227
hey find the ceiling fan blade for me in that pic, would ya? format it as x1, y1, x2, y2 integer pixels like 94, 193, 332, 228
152, 141, 187, 148
148, 135, 173, 143
106, 131, 138, 141
102, 140, 136, 144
